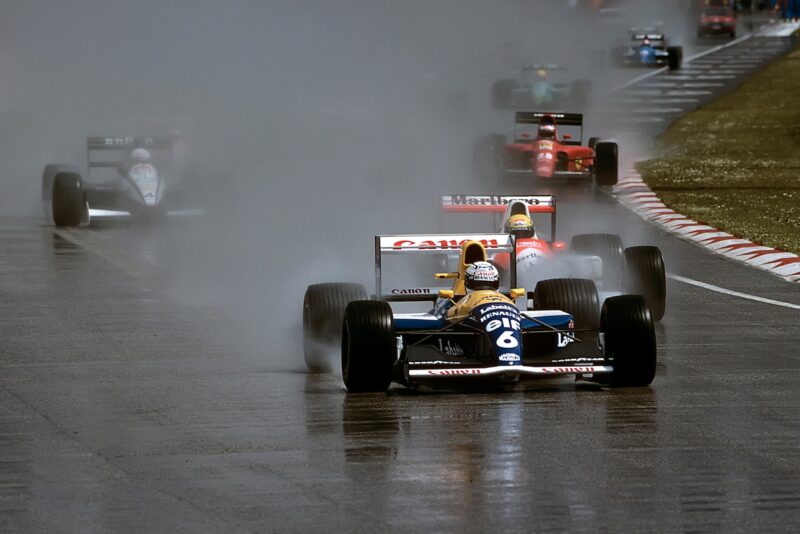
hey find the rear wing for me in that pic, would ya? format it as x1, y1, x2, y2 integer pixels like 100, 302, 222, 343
440, 195, 558, 243
375, 234, 516, 302
86, 136, 173, 171
441, 195, 555, 214
514, 111, 583, 127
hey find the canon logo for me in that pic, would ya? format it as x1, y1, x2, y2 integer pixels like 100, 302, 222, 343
392, 238, 499, 250
542, 367, 596, 373
390, 288, 431, 295
427, 369, 482, 376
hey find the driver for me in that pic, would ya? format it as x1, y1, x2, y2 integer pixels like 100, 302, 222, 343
505, 214, 537, 240
445, 261, 502, 320
537, 116, 557, 139
118, 147, 153, 177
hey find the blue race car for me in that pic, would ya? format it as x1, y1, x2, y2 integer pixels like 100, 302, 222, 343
302, 233, 657, 392
613, 29, 683, 70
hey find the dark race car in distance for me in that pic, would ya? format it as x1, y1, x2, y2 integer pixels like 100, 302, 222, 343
612, 29, 683, 70
491, 64, 592, 111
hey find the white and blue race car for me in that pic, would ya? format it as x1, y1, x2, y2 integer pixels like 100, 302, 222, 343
42, 136, 201, 226
303, 233, 657, 392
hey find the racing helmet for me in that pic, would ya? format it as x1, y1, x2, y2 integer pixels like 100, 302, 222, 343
537, 116, 556, 139
642, 38, 652, 46
464, 261, 500, 292
536, 68, 548, 79
505, 214, 536, 239
129, 148, 152, 162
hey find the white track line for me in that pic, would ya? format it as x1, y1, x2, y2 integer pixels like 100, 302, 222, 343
669, 274, 800, 310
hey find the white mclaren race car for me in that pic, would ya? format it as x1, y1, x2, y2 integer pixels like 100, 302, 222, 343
440, 194, 666, 321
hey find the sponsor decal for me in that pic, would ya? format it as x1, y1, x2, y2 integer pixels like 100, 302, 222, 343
472, 302, 523, 359
392, 238, 499, 250
557, 332, 575, 348
539, 141, 554, 150
437, 339, 464, 357
445, 195, 544, 207
542, 367, 597, 373
552, 357, 604, 364
390, 288, 432, 295
498, 353, 520, 362
409, 360, 454, 366
427, 369, 482, 376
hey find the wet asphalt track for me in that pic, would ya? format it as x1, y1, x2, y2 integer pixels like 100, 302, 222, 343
3, 17, 800, 534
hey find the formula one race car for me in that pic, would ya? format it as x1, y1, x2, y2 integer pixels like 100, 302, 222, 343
612, 29, 683, 70
491, 64, 592, 111
439, 194, 666, 321
303, 233, 657, 392
697, 5, 736, 39
474, 112, 618, 186
42, 136, 200, 226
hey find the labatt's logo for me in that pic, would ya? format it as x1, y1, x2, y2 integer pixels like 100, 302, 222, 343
392, 237, 499, 250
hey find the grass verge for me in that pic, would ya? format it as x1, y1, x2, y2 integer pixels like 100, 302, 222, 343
637, 43, 800, 254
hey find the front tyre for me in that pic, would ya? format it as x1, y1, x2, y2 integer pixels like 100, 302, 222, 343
342, 300, 395, 392
303, 283, 368, 373
533, 278, 600, 330
667, 46, 683, 70
625, 246, 666, 322
52, 172, 84, 227
602, 295, 656, 386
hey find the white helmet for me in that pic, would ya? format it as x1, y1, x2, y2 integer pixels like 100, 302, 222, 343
130, 148, 152, 162
464, 261, 500, 291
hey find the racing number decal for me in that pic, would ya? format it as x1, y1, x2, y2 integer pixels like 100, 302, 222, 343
486, 317, 520, 349
471, 302, 523, 365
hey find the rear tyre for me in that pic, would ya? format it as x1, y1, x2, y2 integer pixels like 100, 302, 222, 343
602, 295, 656, 386
342, 301, 395, 392
625, 246, 666, 322
570, 233, 625, 290
667, 46, 683, 70
594, 142, 618, 186
303, 283, 368, 373
491, 79, 519, 109
52, 172, 84, 227
532, 278, 600, 330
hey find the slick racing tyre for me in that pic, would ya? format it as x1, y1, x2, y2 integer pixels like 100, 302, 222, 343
594, 141, 618, 186
570, 233, 625, 290
342, 300, 395, 393
667, 46, 683, 70
601, 295, 656, 387
303, 282, 368, 373
52, 172, 84, 227
625, 246, 666, 322
491, 79, 519, 109
533, 278, 600, 330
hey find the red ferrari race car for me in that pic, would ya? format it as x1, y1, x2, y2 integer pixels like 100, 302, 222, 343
474, 112, 618, 186
697, 5, 736, 38
440, 194, 666, 321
